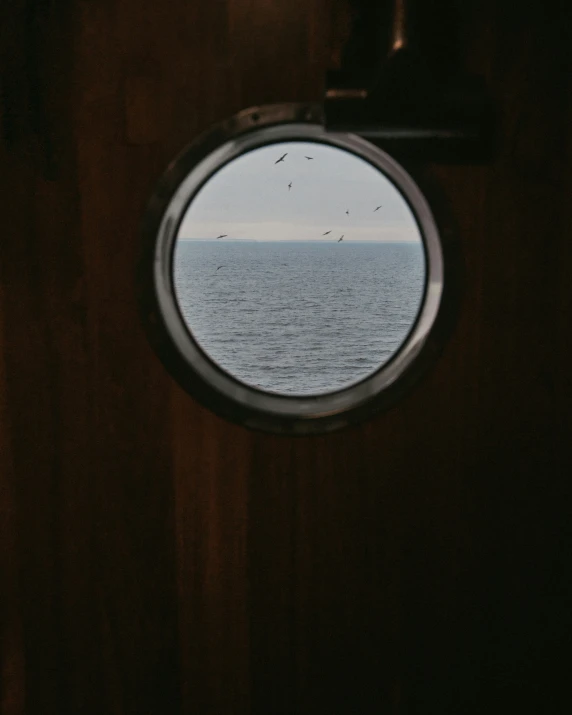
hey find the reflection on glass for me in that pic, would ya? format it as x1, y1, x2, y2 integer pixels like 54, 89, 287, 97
173, 141, 426, 395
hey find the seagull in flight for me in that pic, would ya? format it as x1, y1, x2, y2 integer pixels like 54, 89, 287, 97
288, 182, 292, 190
373, 205, 382, 212
215, 265, 225, 272
216, 234, 227, 239
322, 230, 331, 235
337, 235, 344, 243
275, 153, 287, 164
305, 156, 314, 160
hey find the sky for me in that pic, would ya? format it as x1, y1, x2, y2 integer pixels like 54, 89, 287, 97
177, 141, 423, 242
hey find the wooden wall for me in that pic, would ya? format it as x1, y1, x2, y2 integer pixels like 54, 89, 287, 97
1, 1, 571, 713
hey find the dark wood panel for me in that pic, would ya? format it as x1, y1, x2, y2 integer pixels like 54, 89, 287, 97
0, 253, 25, 715
72, 2, 181, 713
2, 0, 180, 713
1, 1, 571, 714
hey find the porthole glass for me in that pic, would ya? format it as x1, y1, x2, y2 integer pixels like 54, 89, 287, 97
173, 141, 426, 395
141, 105, 448, 433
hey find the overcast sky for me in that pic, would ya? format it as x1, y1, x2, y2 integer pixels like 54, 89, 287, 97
177, 141, 422, 242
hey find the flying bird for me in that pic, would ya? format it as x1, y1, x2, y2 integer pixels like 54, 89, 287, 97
275, 153, 287, 164
215, 265, 225, 272
216, 234, 227, 239
305, 156, 314, 160
337, 235, 344, 243
322, 230, 331, 235
373, 206, 382, 212
288, 182, 292, 190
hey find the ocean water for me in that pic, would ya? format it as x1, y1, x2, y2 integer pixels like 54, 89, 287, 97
173, 241, 425, 395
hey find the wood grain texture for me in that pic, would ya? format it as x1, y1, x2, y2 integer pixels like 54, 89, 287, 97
0, 245, 25, 715
1, 1, 571, 714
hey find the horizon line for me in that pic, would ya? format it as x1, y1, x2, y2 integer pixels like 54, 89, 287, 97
178, 237, 421, 244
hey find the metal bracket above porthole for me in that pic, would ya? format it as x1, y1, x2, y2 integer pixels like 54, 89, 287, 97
324, 0, 495, 163
139, 103, 457, 434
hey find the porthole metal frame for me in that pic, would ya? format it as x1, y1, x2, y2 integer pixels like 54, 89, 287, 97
139, 103, 456, 435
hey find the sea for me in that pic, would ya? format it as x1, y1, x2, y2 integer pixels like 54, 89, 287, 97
173, 240, 425, 395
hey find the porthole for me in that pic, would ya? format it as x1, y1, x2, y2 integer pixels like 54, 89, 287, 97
139, 104, 454, 434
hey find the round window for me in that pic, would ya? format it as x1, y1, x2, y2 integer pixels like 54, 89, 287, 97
140, 104, 450, 434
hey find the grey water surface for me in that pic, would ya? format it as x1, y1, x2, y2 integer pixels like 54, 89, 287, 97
174, 240, 425, 395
